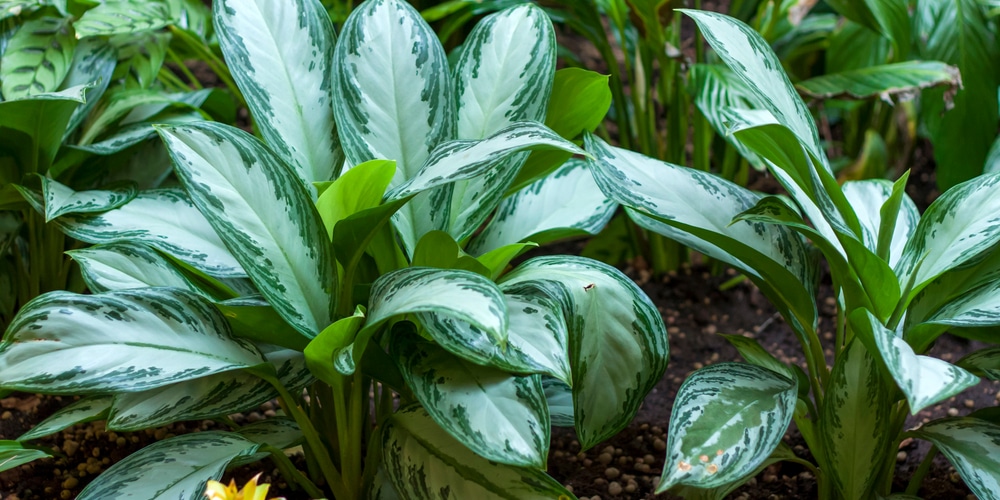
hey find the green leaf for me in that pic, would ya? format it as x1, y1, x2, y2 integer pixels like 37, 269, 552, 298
499, 256, 668, 449
1, 16, 75, 100
849, 309, 979, 414
77, 432, 261, 500
820, 340, 893, 500
66, 240, 210, 294
304, 308, 366, 386
721, 334, 792, 379
957, 347, 1000, 380
74, 0, 173, 38
215, 0, 340, 185
0, 441, 50, 472
393, 335, 549, 468
915, 0, 1000, 189
895, 172, 1000, 300
214, 296, 309, 351
382, 405, 576, 499
18, 395, 112, 441
468, 159, 616, 256
60, 37, 116, 136
0, 85, 85, 177
158, 122, 336, 337
499, 291, 571, 384
658, 363, 797, 492
38, 176, 137, 221
476, 242, 536, 281
333, 0, 453, 185
911, 417, 1000, 500
0, 288, 266, 393
842, 178, 918, 268
411, 230, 490, 277
796, 61, 960, 100
109, 30, 170, 89
542, 377, 573, 427
316, 159, 396, 238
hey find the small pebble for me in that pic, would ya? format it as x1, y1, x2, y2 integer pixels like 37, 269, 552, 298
964, 399, 975, 409
608, 481, 623, 495
1, 410, 12, 420
653, 438, 666, 451
947, 407, 960, 417
605, 467, 621, 480
897, 451, 908, 462
597, 452, 613, 465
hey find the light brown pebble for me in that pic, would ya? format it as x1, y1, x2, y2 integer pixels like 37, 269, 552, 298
1, 411, 12, 420
625, 482, 637, 493
964, 399, 975, 409
635, 463, 651, 473
608, 481, 623, 495
947, 408, 960, 417
653, 438, 666, 451
897, 451, 907, 462
63, 440, 80, 456
593, 478, 607, 486
605, 467, 621, 480
598, 452, 612, 465
116, 437, 126, 447
583, 459, 592, 467
62, 477, 78, 489
154, 429, 167, 440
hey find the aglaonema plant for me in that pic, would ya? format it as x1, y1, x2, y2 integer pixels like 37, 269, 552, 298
586, 9, 1000, 500
0, 0, 667, 498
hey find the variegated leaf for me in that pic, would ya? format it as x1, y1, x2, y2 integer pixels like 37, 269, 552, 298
72, 111, 203, 155
393, 335, 549, 468
842, 179, 919, 268
958, 347, 1000, 380
74, 0, 173, 38
158, 122, 335, 337
236, 417, 302, 450
895, 172, 1000, 300
41, 189, 244, 277
39, 176, 137, 221
919, 279, 1000, 329
0, 441, 49, 473
499, 256, 667, 449
658, 363, 797, 492
77, 432, 261, 500
796, 61, 960, 100
468, 159, 616, 256
382, 405, 576, 500
542, 377, 573, 427
333, 0, 453, 184
215, 0, 340, 185
0, 288, 265, 393
850, 309, 979, 414
501, 291, 571, 384
912, 418, 1000, 500
61, 37, 116, 136
107, 346, 308, 431
109, 30, 169, 89
0, 16, 75, 100
690, 63, 762, 169
18, 395, 112, 441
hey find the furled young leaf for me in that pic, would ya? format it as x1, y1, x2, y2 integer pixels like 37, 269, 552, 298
333, 0, 453, 185
18, 395, 112, 441
304, 308, 365, 386
393, 335, 550, 468
795, 61, 959, 100
912, 418, 1000, 500
40, 189, 244, 277
721, 334, 792, 379
381, 405, 576, 499
0, 85, 86, 177
38, 176, 137, 221
76, 432, 261, 500
658, 363, 797, 492
410, 231, 490, 277
467, 159, 616, 256
0, 441, 49, 473
499, 256, 667, 449
842, 179, 918, 268
215, 0, 340, 185
850, 309, 979, 414
158, 122, 336, 337
74, 0, 173, 38
0, 16, 75, 100
0, 288, 266, 393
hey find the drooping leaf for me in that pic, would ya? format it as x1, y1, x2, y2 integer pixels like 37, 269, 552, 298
18, 395, 112, 441
0, 288, 266, 393
215, 0, 340, 185
796, 61, 960, 100
381, 405, 576, 500
76, 432, 261, 500
0, 16, 75, 100
499, 256, 667, 449
658, 363, 797, 492
911, 418, 1000, 500
74, 0, 174, 38
957, 347, 1000, 380
158, 122, 336, 337
393, 335, 549, 468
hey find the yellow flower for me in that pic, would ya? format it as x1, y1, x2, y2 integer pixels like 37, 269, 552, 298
204, 473, 285, 500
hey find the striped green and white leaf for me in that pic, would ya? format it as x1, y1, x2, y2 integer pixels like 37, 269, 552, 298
333, 0, 453, 185
107, 346, 308, 431
78, 88, 198, 145
820, 340, 893, 500
67, 241, 201, 294
958, 347, 1000, 380
895, 172, 1000, 300
0, 85, 86, 175
658, 363, 797, 492
842, 179, 918, 267
39, 176, 137, 221
796, 61, 960, 100
109, 30, 169, 89
382, 405, 576, 500
393, 335, 549, 468
0, 441, 49, 473
543, 377, 573, 427
158, 122, 335, 337
61, 37, 116, 136
215, 0, 340, 185
0, 16, 75, 100
467, 160, 616, 256
0, 288, 266, 393
236, 417, 302, 450
77, 432, 261, 500
18, 395, 112, 441
499, 256, 667, 449
917, 279, 1000, 329
501, 291, 571, 383
74, 0, 174, 39
690, 64, 761, 169
41, 189, 244, 277
73, 111, 203, 155
849, 309, 979, 414
912, 418, 1000, 500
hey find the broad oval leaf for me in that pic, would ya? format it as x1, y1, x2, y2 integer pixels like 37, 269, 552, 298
0, 288, 266, 393
74, 0, 173, 38
0, 16, 75, 100
393, 335, 549, 468
912, 417, 1000, 500
157, 122, 336, 337
382, 405, 576, 500
18, 395, 112, 441
76, 432, 261, 500
67, 241, 202, 294
658, 363, 797, 492
215, 0, 340, 185
499, 255, 667, 449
